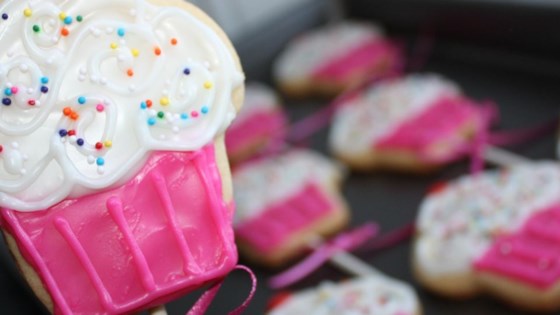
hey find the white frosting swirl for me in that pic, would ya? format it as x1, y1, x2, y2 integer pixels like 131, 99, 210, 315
0, 0, 243, 211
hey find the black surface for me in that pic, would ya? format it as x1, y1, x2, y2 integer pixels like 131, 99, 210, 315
2, 1, 560, 315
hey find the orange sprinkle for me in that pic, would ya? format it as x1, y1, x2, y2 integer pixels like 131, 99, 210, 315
171, 38, 178, 45
70, 112, 79, 120
127, 69, 134, 77
63, 107, 72, 116
154, 47, 161, 56
146, 99, 153, 108
60, 27, 69, 37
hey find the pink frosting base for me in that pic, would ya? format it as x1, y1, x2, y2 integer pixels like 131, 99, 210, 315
226, 109, 287, 156
375, 96, 485, 163
311, 39, 402, 83
475, 204, 560, 289
0, 145, 238, 315
235, 183, 336, 253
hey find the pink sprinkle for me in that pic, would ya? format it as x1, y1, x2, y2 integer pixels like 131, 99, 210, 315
96, 104, 104, 112
11, 87, 18, 94
191, 111, 199, 118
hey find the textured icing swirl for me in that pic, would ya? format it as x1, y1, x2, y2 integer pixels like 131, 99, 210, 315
0, 0, 243, 211
416, 162, 560, 277
329, 74, 461, 156
233, 150, 344, 225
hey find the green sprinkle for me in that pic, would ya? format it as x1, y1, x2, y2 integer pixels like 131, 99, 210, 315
76, 15, 83, 22
157, 111, 165, 119
32, 24, 40, 33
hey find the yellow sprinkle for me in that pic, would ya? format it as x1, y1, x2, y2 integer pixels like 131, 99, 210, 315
203, 81, 213, 89
160, 97, 170, 106
110, 42, 118, 49
131, 48, 140, 57
23, 8, 32, 17
104, 140, 112, 148
59, 12, 66, 20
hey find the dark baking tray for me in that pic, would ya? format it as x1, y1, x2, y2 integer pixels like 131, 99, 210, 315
1, 0, 559, 314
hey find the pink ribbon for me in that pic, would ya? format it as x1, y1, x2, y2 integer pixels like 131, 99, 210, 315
268, 223, 379, 289
186, 265, 257, 315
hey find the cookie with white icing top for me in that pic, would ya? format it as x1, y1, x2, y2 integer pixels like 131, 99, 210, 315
226, 83, 287, 164
329, 74, 487, 172
0, 0, 244, 314
267, 276, 421, 315
274, 21, 402, 98
233, 149, 350, 268
414, 162, 560, 311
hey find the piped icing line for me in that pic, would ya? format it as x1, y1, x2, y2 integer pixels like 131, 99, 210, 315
0, 146, 239, 315
0, 0, 243, 211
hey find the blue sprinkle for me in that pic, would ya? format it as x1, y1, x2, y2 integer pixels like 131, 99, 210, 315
2, 13, 8, 21
77, 138, 84, 146
63, 16, 72, 25
78, 96, 86, 104
117, 27, 125, 37
140, 101, 147, 109
180, 113, 188, 120
183, 68, 191, 75
40, 86, 49, 93
2, 98, 11, 106
40, 77, 49, 84
59, 129, 68, 137
96, 157, 105, 166
147, 117, 156, 126
4, 88, 12, 96
201, 106, 209, 114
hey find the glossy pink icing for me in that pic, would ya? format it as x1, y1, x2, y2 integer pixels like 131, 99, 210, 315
475, 204, 560, 289
0, 145, 238, 315
375, 96, 485, 163
311, 39, 401, 83
226, 110, 287, 156
235, 183, 335, 253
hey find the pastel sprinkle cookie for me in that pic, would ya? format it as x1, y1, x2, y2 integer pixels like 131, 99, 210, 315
233, 149, 350, 268
329, 74, 487, 172
274, 21, 402, 98
226, 83, 287, 164
267, 276, 421, 315
414, 162, 560, 311
0, 0, 244, 314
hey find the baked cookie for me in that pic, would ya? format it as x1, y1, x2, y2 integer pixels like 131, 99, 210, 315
226, 83, 287, 164
267, 275, 421, 315
233, 149, 350, 268
274, 21, 402, 98
329, 74, 488, 173
414, 162, 560, 311
0, 0, 244, 314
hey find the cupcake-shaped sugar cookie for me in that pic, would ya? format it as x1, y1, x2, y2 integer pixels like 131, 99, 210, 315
233, 149, 349, 268
329, 74, 488, 172
267, 276, 421, 315
226, 83, 287, 164
0, 0, 244, 314
274, 21, 402, 98
414, 162, 560, 311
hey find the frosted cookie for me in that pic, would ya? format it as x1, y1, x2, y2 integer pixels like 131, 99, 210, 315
0, 0, 244, 314
226, 83, 287, 164
329, 74, 487, 172
267, 276, 421, 315
414, 162, 560, 311
274, 21, 402, 98
233, 149, 349, 268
